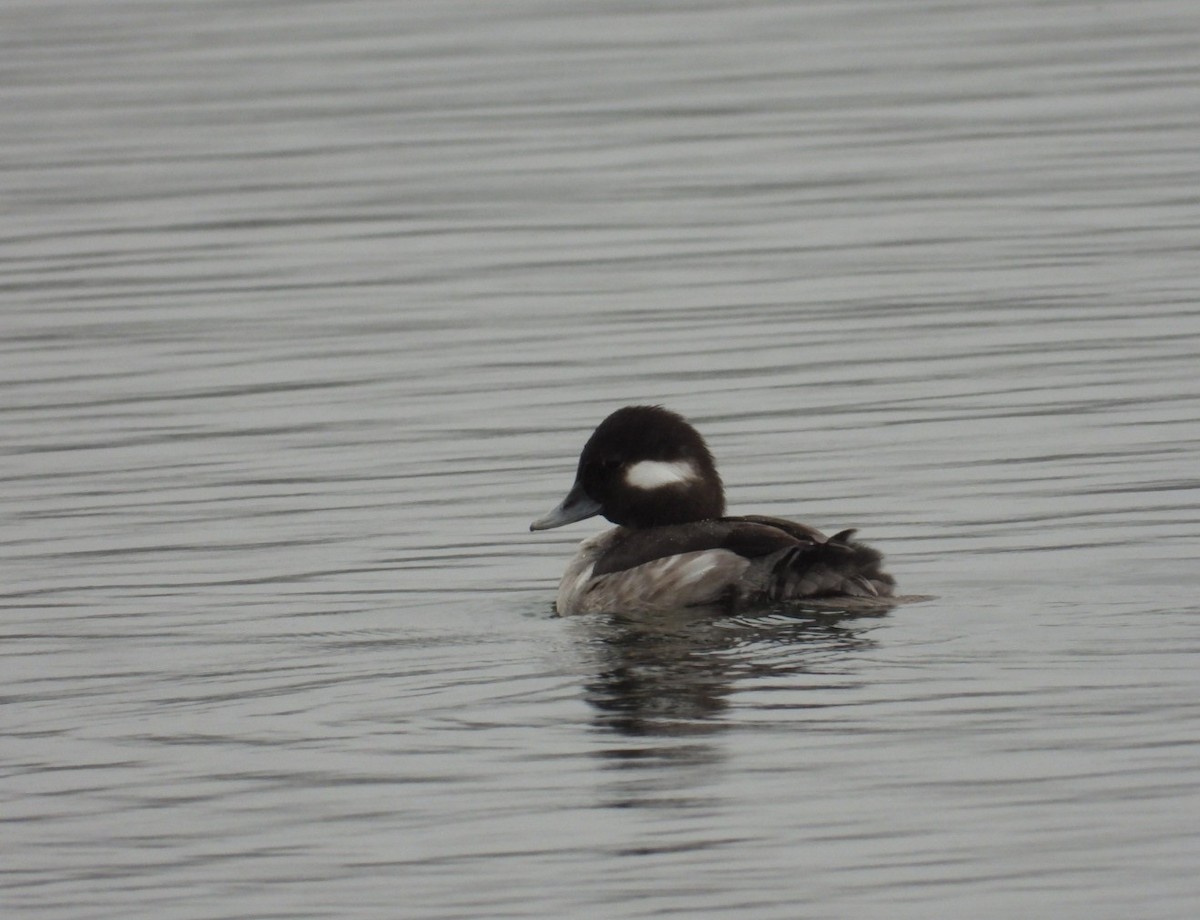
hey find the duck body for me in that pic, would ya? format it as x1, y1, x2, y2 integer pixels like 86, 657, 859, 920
531, 406, 895, 616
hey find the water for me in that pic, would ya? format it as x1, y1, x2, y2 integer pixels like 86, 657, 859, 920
4, 1, 1200, 917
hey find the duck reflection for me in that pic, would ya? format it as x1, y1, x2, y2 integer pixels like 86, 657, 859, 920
572, 604, 885, 740
569, 604, 888, 812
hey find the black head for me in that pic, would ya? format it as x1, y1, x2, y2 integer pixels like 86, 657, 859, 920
531, 405, 725, 531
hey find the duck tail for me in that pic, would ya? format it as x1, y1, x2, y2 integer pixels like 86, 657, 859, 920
769, 529, 896, 600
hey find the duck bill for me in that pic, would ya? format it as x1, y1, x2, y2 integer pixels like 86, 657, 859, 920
530, 481, 602, 531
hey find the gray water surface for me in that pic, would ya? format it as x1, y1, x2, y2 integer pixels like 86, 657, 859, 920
4, 1, 1200, 918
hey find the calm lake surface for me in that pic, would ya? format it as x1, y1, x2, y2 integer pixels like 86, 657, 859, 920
4, 1, 1199, 917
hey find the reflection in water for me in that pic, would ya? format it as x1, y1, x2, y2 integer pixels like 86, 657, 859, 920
576, 607, 882, 739
574, 608, 886, 812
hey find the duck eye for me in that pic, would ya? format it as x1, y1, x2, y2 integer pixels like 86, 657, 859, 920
597, 457, 620, 473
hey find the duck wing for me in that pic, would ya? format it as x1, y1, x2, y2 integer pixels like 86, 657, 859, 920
729, 514, 828, 544
586, 518, 894, 612
592, 519, 806, 576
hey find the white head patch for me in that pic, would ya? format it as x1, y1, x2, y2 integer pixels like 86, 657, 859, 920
624, 459, 698, 490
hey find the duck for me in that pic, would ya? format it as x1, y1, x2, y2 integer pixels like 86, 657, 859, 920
530, 405, 895, 615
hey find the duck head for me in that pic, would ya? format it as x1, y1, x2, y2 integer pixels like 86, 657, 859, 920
530, 405, 726, 531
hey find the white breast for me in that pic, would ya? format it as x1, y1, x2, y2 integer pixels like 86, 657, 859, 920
558, 543, 750, 615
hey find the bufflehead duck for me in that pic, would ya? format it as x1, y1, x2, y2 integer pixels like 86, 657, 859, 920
531, 405, 895, 615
